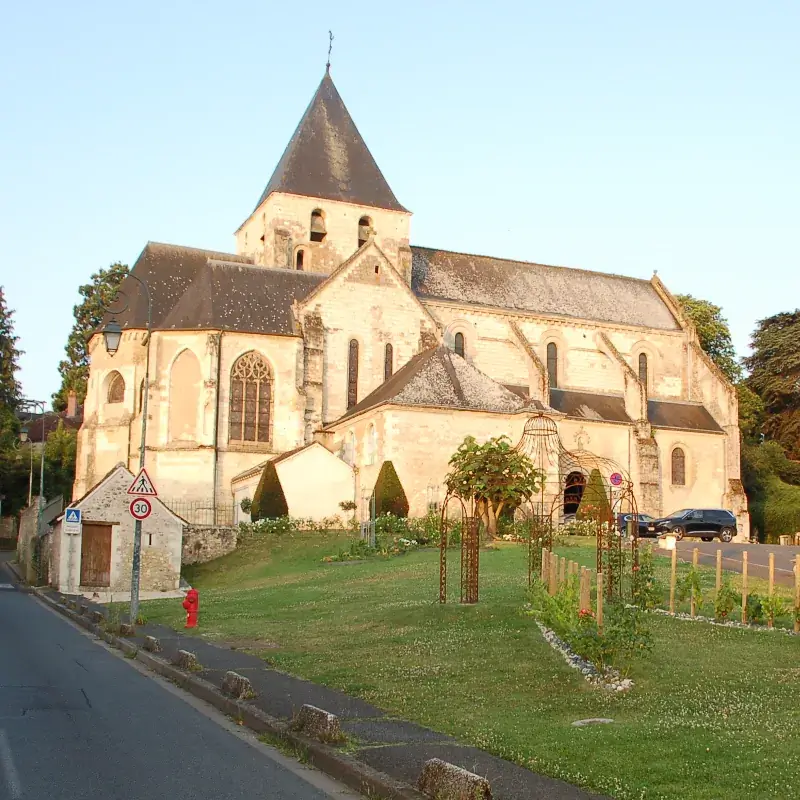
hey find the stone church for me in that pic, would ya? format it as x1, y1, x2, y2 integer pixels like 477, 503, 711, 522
73, 69, 748, 538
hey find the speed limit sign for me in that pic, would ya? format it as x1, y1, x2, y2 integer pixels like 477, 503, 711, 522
129, 497, 152, 521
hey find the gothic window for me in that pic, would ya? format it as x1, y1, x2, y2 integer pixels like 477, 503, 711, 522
344, 431, 356, 465
547, 343, 558, 388
295, 249, 305, 270
454, 332, 465, 358
366, 424, 377, 465
310, 209, 326, 242
671, 448, 686, 486
384, 343, 393, 381
347, 340, 359, 409
107, 372, 125, 404
638, 353, 648, 387
229, 352, 272, 443
358, 216, 372, 248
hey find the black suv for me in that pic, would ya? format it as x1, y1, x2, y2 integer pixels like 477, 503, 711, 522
648, 509, 737, 542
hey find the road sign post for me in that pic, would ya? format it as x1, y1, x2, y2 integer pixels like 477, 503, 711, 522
63, 508, 82, 536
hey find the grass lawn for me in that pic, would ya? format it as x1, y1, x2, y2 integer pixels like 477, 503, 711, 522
143, 532, 800, 800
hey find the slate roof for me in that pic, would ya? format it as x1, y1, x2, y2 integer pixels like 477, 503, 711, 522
411, 246, 680, 331
105, 243, 325, 336
253, 72, 407, 213
332, 346, 524, 423
648, 400, 724, 433
549, 389, 632, 423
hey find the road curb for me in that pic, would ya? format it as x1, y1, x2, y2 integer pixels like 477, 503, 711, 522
32, 586, 424, 800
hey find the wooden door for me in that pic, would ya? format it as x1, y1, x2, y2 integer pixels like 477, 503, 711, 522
80, 523, 112, 587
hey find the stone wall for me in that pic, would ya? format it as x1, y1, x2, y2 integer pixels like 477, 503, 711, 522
182, 524, 238, 565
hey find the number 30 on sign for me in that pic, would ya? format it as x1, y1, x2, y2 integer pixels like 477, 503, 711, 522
129, 497, 152, 520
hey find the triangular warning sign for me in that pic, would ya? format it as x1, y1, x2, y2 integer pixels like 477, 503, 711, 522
127, 467, 158, 497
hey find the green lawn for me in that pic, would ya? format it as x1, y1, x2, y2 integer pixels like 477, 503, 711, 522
143, 532, 800, 800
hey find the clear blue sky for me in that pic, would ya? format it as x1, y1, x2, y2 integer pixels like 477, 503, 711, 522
2, 1, 798, 403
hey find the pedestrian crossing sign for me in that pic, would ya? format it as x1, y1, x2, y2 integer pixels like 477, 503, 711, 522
63, 507, 82, 535
127, 468, 158, 497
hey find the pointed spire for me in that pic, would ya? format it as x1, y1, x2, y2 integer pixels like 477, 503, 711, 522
254, 73, 406, 213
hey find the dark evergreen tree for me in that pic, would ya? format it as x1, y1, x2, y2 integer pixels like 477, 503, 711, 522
0, 287, 22, 408
53, 263, 128, 411
251, 461, 289, 520
576, 469, 612, 524
371, 461, 409, 518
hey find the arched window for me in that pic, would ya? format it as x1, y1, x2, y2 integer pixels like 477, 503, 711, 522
366, 424, 377, 465
547, 343, 558, 388
347, 340, 359, 409
345, 431, 356, 465
310, 209, 326, 242
454, 332, 465, 358
638, 353, 648, 387
671, 448, 686, 486
107, 372, 125, 404
295, 248, 305, 270
358, 216, 372, 248
229, 352, 272, 443
384, 343, 393, 381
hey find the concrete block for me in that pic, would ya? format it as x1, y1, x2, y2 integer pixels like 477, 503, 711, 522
89, 610, 104, 624
119, 623, 135, 637
174, 649, 200, 671
291, 704, 344, 743
143, 635, 161, 653
418, 758, 492, 800
221, 671, 255, 700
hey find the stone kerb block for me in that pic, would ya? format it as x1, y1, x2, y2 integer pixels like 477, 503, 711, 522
175, 650, 200, 671
418, 758, 492, 800
89, 610, 104, 624
291, 704, 344, 743
221, 671, 255, 700
143, 635, 161, 653
119, 623, 135, 637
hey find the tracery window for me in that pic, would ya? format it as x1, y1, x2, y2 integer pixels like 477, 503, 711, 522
638, 353, 648, 387
107, 372, 125, 404
671, 448, 686, 486
229, 352, 272, 443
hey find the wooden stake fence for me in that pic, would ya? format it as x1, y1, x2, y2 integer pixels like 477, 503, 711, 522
669, 547, 677, 614
596, 572, 604, 632
716, 549, 722, 594
580, 567, 591, 612
691, 547, 699, 617
795, 554, 800, 634
559, 556, 566, 587
741, 550, 749, 624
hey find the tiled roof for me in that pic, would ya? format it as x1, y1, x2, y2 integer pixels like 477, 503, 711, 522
549, 389, 632, 423
411, 246, 680, 330
332, 346, 524, 423
648, 400, 724, 433
253, 72, 407, 213
104, 243, 325, 336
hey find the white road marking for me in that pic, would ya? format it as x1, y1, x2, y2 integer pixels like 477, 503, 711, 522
0, 729, 22, 799
0, 584, 15, 590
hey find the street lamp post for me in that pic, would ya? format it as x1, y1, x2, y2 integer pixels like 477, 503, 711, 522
18, 400, 47, 534
100, 274, 152, 626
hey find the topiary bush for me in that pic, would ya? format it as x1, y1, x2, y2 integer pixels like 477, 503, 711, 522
576, 469, 612, 524
251, 461, 289, 521
371, 461, 409, 518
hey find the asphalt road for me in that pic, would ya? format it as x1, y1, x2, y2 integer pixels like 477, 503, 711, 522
664, 541, 800, 587
0, 557, 358, 800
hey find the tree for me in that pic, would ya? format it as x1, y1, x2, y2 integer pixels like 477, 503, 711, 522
736, 384, 765, 443
676, 294, 741, 383
0, 287, 22, 408
744, 310, 800, 459
251, 461, 288, 520
371, 461, 409, 518
576, 469, 612, 524
43, 420, 78, 503
445, 435, 544, 537
53, 263, 129, 411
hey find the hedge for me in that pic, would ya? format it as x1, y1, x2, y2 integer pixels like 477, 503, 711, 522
251, 461, 289, 521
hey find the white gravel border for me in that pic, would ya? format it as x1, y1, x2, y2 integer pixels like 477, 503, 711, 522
534, 621, 634, 692
643, 606, 800, 636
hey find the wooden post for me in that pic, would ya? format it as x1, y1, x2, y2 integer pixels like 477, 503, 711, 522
769, 552, 775, 597
716, 549, 722, 594
596, 571, 604, 632
795, 554, 800, 634
691, 548, 699, 617
669, 547, 677, 614
559, 556, 566, 586
542, 548, 549, 581
741, 550, 748, 624
549, 554, 558, 596
580, 567, 591, 611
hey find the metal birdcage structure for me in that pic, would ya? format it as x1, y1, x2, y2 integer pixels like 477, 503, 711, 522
515, 413, 641, 599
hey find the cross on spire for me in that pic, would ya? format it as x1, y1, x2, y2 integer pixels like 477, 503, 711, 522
326, 30, 334, 73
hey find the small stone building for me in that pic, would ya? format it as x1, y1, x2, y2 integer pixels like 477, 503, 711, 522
50, 464, 184, 598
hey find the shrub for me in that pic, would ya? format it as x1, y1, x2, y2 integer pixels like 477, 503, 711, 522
677, 566, 704, 610
240, 497, 252, 514
761, 593, 788, 626
745, 593, 764, 625
251, 461, 289, 521
576, 469, 612, 524
631, 548, 663, 610
715, 579, 738, 620
371, 461, 409, 518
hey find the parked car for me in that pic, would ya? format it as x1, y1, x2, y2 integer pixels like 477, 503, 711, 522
616, 513, 656, 536
648, 509, 737, 542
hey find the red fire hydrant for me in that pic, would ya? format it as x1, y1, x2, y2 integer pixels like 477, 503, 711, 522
182, 588, 199, 629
